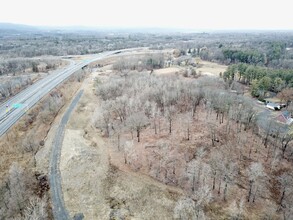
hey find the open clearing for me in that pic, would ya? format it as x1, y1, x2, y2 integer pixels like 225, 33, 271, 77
152, 59, 227, 77
197, 60, 227, 77
153, 67, 183, 75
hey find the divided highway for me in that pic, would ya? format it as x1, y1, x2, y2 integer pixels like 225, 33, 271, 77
0, 50, 119, 137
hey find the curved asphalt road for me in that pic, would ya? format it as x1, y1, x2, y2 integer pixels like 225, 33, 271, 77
49, 90, 84, 220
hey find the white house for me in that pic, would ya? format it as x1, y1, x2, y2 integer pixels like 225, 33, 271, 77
266, 102, 281, 110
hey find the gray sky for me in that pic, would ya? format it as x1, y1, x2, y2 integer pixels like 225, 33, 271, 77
0, 0, 292, 30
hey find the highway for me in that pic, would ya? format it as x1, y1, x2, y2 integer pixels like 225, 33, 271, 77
0, 50, 120, 137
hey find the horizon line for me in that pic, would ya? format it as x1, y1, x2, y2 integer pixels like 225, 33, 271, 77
1, 22, 293, 33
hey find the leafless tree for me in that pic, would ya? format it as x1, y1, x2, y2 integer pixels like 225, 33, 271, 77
247, 162, 266, 203
186, 159, 202, 192
125, 112, 149, 142
190, 88, 204, 118
193, 185, 212, 219
22, 134, 40, 155
180, 112, 193, 140
165, 105, 177, 134
228, 198, 245, 220
208, 122, 218, 147
173, 197, 198, 220
150, 102, 161, 135
123, 140, 139, 167
277, 88, 293, 107
93, 102, 113, 137
174, 186, 211, 220
283, 202, 293, 220
111, 121, 125, 151
210, 150, 224, 190
222, 161, 237, 201
280, 133, 293, 158
262, 119, 274, 148
95, 77, 125, 101
7, 163, 30, 217
110, 96, 129, 122
277, 172, 293, 211
23, 196, 48, 220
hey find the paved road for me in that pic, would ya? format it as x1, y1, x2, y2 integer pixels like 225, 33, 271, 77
0, 50, 126, 137
49, 90, 84, 220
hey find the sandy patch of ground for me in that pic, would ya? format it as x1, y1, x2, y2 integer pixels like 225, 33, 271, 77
61, 129, 110, 219
197, 60, 227, 77
153, 67, 183, 76
104, 166, 181, 220
100, 64, 113, 71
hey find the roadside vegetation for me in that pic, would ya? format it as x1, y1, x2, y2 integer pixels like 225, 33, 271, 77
0, 70, 87, 219
0, 58, 64, 76
0, 58, 66, 102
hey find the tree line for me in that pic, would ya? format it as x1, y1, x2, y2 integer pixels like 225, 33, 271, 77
0, 69, 87, 219
223, 63, 293, 98
222, 49, 264, 65
0, 58, 64, 76
222, 42, 286, 65
112, 54, 165, 72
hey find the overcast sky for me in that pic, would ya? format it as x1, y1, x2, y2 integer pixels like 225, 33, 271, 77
0, 0, 292, 30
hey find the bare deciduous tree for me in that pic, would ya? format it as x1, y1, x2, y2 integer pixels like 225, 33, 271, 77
7, 163, 30, 217
93, 102, 113, 137
280, 133, 293, 158
126, 112, 149, 142
228, 198, 245, 220
174, 197, 197, 220
277, 88, 293, 107
180, 112, 193, 141
210, 150, 224, 190
247, 162, 265, 203
193, 185, 212, 219
277, 172, 293, 211
23, 196, 48, 220
165, 106, 177, 134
